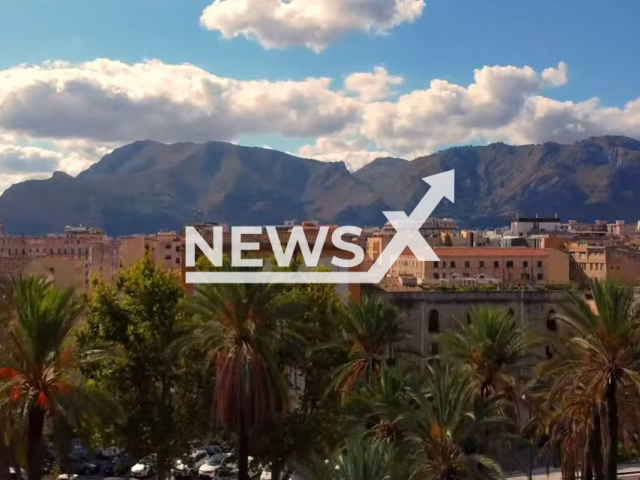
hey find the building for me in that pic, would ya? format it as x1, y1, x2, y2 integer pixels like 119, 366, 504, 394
567, 241, 640, 286
0, 226, 119, 290
511, 216, 561, 236
387, 247, 571, 288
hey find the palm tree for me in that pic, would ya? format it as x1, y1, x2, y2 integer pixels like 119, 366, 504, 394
539, 281, 640, 480
439, 307, 537, 401
343, 365, 411, 444
298, 436, 406, 480
406, 365, 506, 480
332, 296, 408, 397
186, 277, 292, 480
0, 276, 104, 480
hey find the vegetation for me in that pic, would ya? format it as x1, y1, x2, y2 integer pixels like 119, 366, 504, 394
0, 264, 638, 480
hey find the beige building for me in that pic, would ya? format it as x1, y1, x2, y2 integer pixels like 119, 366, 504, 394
387, 247, 571, 287
0, 226, 119, 291
119, 231, 184, 272
567, 241, 640, 286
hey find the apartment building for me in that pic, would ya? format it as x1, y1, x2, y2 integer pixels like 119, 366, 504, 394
567, 241, 640, 286
0, 225, 119, 290
388, 247, 571, 287
119, 231, 184, 271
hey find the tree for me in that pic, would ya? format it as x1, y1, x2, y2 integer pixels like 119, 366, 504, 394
185, 261, 292, 480
79, 257, 205, 480
444, 234, 453, 247
439, 307, 537, 401
298, 436, 406, 480
251, 277, 347, 480
0, 276, 106, 480
406, 365, 506, 480
538, 281, 640, 480
332, 296, 409, 397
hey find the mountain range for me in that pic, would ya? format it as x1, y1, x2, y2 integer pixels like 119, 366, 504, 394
2, 135, 640, 235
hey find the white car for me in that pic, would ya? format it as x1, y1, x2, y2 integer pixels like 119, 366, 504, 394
213, 467, 238, 480
198, 455, 226, 478
260, 465, 272, 480
131, 456, 156, 478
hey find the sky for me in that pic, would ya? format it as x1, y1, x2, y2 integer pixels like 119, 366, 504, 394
1, 0, 640, 191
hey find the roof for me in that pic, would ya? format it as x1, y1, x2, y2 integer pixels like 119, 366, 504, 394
399, 247, 550, 258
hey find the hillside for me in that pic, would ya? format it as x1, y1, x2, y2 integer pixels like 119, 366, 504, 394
1, 136, 640, 234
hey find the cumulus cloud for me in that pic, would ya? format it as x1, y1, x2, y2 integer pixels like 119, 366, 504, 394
200, 0, 425, 51
344, 67, 404, 101
298, 127, 391, 170
0, 145, 61, 174
0, 59, 358, 145
359, 62, 586, 156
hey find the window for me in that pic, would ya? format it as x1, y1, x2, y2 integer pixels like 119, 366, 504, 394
464, 261, 470, 268
433, 272, 439, 279
494, 261, 499, 268
506, 261, 514, 268
466, 312, 472, 324
521, 273, 530, 281
430, 342, 440, 356
165, 244, 171, 249
537, 261, 543, 268
545, 346, 554, 359
450, 261, 456, 268
546, 310, 558, 332
537, 273, 543, 280
523, 261, 528, 268
165, 255, 171, 260
433, 261, 439, 268
463, 272, 470, 278
479, 261, 485, 268
442, 261, 446, 268
175, 257, 181, 264
428, 309, 440, 333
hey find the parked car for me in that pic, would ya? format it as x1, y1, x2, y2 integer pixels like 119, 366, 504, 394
71, 457, 99, 475
56, 475, 78, 480
204, 444, 223, 456
96, 446, 122, 458
131, 455, 156, 478
260, 465, 272, 480
70, 440, 87, 458
110, 454, 137, 476
173, 452, 208, 479
198, 455, 227, 478
213, 467, 238, 480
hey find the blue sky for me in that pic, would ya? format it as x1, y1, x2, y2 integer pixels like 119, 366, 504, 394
0, 0, 639, 188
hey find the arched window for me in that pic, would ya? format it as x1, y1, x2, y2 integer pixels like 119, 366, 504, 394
545, 345, 554, 359
428, 309, 440, 333
430, 342, 440, 356
546, 310, 558, 332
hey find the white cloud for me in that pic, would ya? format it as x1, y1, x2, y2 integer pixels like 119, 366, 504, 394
298, 127, 391, 170
359, 62, 584, 156
200, 0, 425, 51
344, 67, 403, 101
0, 59, 358, 145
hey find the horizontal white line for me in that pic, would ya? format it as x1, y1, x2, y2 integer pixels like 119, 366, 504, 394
185, 271, 380, 284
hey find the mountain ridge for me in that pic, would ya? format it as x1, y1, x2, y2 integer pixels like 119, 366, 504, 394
2, 135, 640, 235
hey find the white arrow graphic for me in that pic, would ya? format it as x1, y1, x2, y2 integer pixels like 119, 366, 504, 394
360, 170, 455, 284
186, 170, 455, 284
